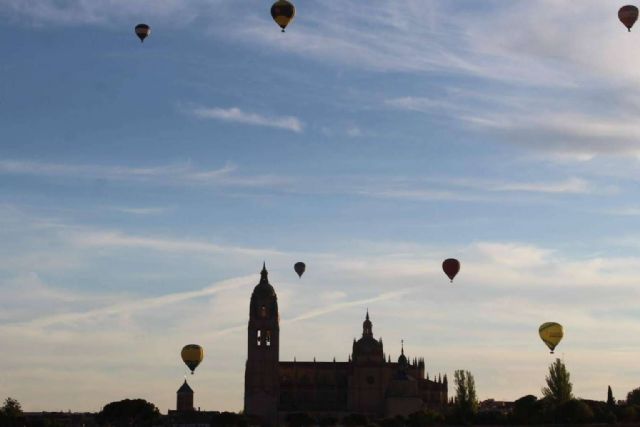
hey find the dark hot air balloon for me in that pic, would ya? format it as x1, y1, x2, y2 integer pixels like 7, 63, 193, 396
442, 258, 460, 282
294, 262, 306, 278
619, 5, 639, 32
181, 344, 204, 374
135, 24, 151, 42
271, 0, 296, 32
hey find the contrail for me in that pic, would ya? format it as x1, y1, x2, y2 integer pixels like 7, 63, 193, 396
282, 287, 418, 323
206, 286, 419, 338
3, 275, 254, 330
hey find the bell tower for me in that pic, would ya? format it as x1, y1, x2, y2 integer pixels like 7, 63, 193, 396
244, 263, 280, 426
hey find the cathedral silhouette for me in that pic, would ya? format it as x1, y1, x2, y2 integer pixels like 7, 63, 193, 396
244, 265, 448, 426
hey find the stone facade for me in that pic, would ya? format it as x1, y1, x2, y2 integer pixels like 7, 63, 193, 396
244, 265, 447, 426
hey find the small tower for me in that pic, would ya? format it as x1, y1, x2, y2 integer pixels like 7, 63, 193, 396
177, 380, 194, 412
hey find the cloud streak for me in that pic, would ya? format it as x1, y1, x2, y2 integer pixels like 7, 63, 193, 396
69, 230, 286, 258
0, 160, 289, 188
191, 106, 304, 133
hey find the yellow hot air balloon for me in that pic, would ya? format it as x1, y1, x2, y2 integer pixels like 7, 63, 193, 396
539, 322, 563, 354
181, 344, 204, 374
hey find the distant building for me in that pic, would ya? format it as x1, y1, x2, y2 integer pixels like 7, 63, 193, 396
177, 380, 195, 412
244, 264, 448, 426
23, 411, 97, 426
479, 399, 514, 415
167, 379, 212, 426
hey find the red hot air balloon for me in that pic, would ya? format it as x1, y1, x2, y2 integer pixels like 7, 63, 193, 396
442, 258, 460, 283
619, 5, 639, 32
294, 262, 306, 278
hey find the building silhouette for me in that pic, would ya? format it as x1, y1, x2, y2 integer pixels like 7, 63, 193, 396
244, 264, 447, 426
177, 380, 194, 412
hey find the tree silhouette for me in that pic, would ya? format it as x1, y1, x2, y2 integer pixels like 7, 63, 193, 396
453, 370, 478, 422
0, 398, 24, 427
97, 398, 160, 427
628, 387, 640, 406
542, 358, 573, 405
607, 385, 615, 408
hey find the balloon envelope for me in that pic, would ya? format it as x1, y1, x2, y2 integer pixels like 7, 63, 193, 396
294, 262, 306, 278
271, 0, 296, 32
619, 5, 639, 31
181, 344, 204, 374
442, 258, 460, 282
135, 24, 150, 42
539, 322, 563, 353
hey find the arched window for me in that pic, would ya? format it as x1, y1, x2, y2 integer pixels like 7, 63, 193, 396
257, 329, 262, 346
260, 305, 267, 318
265, 330, 272, 347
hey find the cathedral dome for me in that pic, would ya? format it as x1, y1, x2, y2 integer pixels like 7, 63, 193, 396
397, 341, 407, 367
352, 311, 384, 363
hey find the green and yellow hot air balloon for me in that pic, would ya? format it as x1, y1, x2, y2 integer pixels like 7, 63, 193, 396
181, 344, 204, 374
539, 322, 563, 354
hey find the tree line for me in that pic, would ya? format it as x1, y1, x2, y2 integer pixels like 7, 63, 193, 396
3, 359, 640, 426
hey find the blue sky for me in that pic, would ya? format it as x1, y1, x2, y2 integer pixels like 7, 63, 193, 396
1, 0, 640, 413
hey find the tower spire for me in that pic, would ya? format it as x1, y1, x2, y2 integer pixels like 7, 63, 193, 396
260, 262, 268, 283
362, 310, 373, 337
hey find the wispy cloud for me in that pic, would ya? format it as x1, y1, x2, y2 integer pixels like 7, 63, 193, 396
70, 230, 285, 258
354, 176, 600, 203
191, 106, 304, 133
0, 0, 215, 26
603, 207, 640, 216
0, 159, 289, 188
442, 177, 595, 195
110, 207, 168, 215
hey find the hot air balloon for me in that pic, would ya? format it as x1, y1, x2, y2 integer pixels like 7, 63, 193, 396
135, 24, 151, 42
539, 322, 563, 354
181, 344, 204, 374
442, 258, 460, 282
619, 5, 639, 32
271, 0, 296, 32
294, 262, 305, 278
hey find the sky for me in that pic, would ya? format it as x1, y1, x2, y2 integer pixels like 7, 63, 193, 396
1, 0, 640, 413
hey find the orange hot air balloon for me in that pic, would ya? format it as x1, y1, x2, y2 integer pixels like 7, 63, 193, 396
181, 344, 204, 374
619, 5, 639, 32
442, 258, 460, 283
294, 262, 306, 278
135, 24, 151, 42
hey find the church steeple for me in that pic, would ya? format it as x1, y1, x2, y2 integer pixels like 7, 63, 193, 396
245, 264, 280, 425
